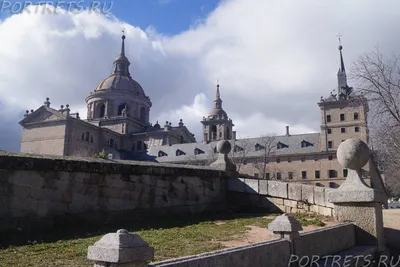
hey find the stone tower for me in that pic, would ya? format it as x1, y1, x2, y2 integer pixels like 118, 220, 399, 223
318, 43, 369, 151
201, 84, 235, 143
85, 33, 152, 134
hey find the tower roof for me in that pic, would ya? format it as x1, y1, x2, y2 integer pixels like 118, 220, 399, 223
208, 83, 228, 118
92, 32, 147, 98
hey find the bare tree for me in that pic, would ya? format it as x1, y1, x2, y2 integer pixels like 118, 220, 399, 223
252, 133, 277, 179
230, 138, 251, 173
350, 48, 400, 196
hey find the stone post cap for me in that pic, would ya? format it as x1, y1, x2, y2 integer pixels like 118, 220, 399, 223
268, 214, 303, 232
337, 138, 371, 170
210, 140, 237, 172
87, 229, 154, 264
217, 140, 231, 154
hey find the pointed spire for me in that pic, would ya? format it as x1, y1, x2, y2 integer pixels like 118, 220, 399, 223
214, 82, 222, 109
112, 30, 131, 77
216, 83, 220, 99
336, 34, 353, 99
121, 29, 126, 56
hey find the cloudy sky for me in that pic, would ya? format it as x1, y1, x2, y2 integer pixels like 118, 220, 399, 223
1, 0, 400, 152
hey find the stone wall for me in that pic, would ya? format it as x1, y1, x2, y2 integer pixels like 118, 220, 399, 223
147, 224, 358, 267
0, 153, 229, 232
227, 177, 335, 216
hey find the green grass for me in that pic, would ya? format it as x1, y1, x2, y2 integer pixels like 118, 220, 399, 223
0, 212, 326, 267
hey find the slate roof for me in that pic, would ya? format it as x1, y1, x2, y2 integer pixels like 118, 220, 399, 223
148, 132, 321, 163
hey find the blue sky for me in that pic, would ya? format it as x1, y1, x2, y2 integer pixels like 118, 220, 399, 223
0, 0, 220, 34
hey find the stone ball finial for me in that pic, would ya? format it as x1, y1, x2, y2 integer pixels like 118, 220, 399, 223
60, 105, 64, 109
338, 45, 343, 50
216, 140, 231, 154
30, 109, 34, 113
337, 138, 370, 170
25, 110, 29, 114
46, 97, 49, 101
66, 104, 69, 108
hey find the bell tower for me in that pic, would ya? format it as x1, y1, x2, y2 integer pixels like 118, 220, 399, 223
201, 83, 235, 143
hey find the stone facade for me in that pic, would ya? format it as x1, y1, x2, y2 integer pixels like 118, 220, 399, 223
19, 34, 196, 160
148, 44, 373, 189
0, 152, 228, 232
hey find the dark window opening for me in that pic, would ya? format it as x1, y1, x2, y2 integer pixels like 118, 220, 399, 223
355, 126, 360, 132
254, 173, 259, 178
276, 172, 281, 180
109, 139, 114, 148
276, 158, 281, 163
315, 170, 320, 178
328, 155, 333, 160
301, 157, 305, 162
302, 171, 307, 179
137, 141, 142, 150
117, 103, 127, 116
327, 128, 332, 134
85, 131, 90, 142
327, 115, 331, 122
343, 169, 348, 177
341, 128, 346, 133
354, 113, 359, 120
90, 136, 93, 143
265, 173, 270, 180
194, 148, 204, 155
277, 142, 288, 149
158, 150, 167, 157
340, 114, 345, 121
179, 135, 184, 144
328, 141, 333, 149
328, 170, 337, 178
288, 158, 292, 162
288, 172, 293, 179
99, 104, 105, 118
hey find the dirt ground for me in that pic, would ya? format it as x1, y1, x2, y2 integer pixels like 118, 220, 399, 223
214, 215, 337, 247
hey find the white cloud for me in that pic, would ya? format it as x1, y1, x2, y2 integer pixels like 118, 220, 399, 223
2, 0, 400, 152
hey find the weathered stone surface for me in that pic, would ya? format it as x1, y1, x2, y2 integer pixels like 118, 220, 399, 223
314, 187, 325, 207
287, 183, 301, 201
268, 214, 303, 232
301, 184, 314, 204
244, 179, 259, 193
267, 181, 288, 198
149, 239, 291, 267
259, 180, 268, 195
227, 178, 245, 193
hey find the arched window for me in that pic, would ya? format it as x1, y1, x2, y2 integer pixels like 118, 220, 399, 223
117, 103, 127, 116
179, 135, 184, 144
211, 125, 217, 140
99, 104, 106, 118
81, 133, 85, 140
137, 141, 142, 150
90, 135, 93, 143
226, 127, 230, 139
140, 107, 146, 123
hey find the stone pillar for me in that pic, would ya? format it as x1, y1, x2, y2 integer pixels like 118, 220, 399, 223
328, 138, 386, 252
268, 214, 303, 257
210, 140, 236, 172
87, 229, 154, 267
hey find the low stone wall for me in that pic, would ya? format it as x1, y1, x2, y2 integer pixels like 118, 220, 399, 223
147, 223, 356, 267
0, 153, 229, 232
227, 178, 335, 216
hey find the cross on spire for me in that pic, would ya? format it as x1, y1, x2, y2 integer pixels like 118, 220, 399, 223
337, 33, 343, 45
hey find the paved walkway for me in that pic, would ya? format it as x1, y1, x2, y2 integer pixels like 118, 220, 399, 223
383, 209, 400, 254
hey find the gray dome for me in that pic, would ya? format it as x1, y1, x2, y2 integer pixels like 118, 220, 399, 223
209, 108, 227, 118
95, 74, 146, 96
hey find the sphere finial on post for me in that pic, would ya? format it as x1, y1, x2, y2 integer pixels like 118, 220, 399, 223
210, 140, 236, 172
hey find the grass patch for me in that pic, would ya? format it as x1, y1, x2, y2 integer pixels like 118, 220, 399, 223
0, 212, 326, 266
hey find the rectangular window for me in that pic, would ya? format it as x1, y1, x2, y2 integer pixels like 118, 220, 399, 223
327, 128, 332, 134
301, 157, 305, 162
328, 170, 337, 178
315, 170, 320, 178
288, 158, 292, 162
265, 173, 270, 180
314, 156, 319, 161
355, 126, 360, 132
341, 127, 346, 133
302, 171, 307, 179
354, 112, 359, 120
327, 115, 331, 122
276, 158, 281, 163
254, 173, 259, 178
288, 172, 293, 179
328, 155, 333, 160
328, 141, 333, 149
340, 114, 345, 121
343, 169, 348, 178
276, 172, 281, 180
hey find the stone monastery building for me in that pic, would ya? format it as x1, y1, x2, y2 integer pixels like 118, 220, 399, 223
19, 35, 371, 188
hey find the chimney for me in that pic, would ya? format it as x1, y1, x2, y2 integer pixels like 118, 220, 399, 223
232, 131, 237, 140
286, 126, 290, 136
